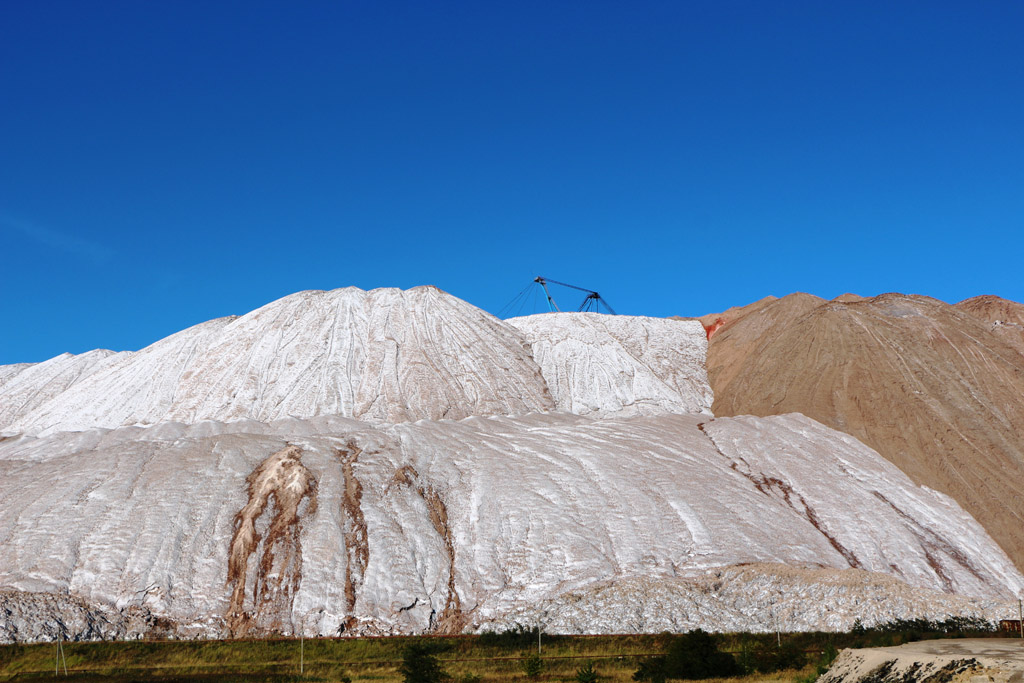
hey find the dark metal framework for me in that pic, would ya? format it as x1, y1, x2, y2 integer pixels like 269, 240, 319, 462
533, 276, 616, 314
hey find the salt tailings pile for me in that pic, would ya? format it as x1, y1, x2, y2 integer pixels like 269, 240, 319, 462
0, 286, 1021, 642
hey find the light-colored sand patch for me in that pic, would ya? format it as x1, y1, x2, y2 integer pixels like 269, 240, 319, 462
821, 639, 1024, 683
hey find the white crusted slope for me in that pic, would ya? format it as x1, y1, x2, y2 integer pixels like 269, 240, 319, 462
1, 412, 1020, 641
2, 287, 554, 435
0, 363, 34, 389
0, 350, 123, 429
507, 312, 712, 417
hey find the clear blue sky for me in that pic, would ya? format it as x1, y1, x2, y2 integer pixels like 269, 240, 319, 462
2, 1, 1022, 364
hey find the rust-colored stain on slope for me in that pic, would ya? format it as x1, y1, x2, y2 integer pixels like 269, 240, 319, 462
420, 485, 464, 633
872, 491, 985, 592
392, 466, 465, 633
703, 318, 725, 340
742, 470, 862, 569
226, 444, 317, 636
336, 442, 369, 633
697, 421, 861, 569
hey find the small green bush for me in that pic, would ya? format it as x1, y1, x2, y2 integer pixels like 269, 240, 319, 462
817, 642, 839, 674
633, 657, 668, 683
754, 641, 807, 673
576, 660, 599, 682
399, 640, 450, 683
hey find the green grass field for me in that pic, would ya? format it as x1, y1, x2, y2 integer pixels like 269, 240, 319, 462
0, 619, 1000, 683
0, 635, 804, 682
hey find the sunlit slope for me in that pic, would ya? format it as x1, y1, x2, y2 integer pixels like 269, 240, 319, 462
1, 287, 554, 435
1, 411, 1019, 639
2, 286, 1022, 642
955, 294, 1024, 354
508, 312, 712, 417
0, 349, 121, 428
703, 292, 1024, 571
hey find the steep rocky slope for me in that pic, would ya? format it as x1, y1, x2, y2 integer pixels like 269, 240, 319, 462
697, 293, 822, 392
701, 292, 1024, 571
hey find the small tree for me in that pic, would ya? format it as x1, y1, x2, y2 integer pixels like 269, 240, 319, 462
522, 651, 543, 678
634, 629, 739, 681
736, 637, 756, 675
400, 640, 449, 683
633, 657, 667, 683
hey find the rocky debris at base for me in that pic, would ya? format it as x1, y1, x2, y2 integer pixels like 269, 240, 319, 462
820, 639, 1024, 683
0, 590, 179, 643
477, 565, 1019, 636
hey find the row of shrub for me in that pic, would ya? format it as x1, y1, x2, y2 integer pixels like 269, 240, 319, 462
629, 617, 997, 682
476, 623, 559, 650
473, 617, 996, 683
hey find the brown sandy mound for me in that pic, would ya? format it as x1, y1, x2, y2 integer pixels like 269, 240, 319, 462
955, 295, 1024, 354
956, 295, 1024, 326
701, 292, 1024, 572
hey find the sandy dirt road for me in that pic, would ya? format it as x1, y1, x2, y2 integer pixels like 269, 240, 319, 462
821, 639, 1024, 683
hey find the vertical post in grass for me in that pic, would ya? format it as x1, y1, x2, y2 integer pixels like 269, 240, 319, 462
769, 599, 780, 648
299, 613, 305, 675
1018, 597, 1022, 639
54, 630, 67, 676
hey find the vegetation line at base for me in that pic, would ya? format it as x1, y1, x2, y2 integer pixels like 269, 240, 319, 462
0, 617, 1001, 682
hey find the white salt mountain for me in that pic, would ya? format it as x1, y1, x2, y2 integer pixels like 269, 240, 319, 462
0, 286, 1021, 642
1, 287, 554, 436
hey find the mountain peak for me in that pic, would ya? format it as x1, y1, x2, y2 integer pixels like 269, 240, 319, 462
1, 286, 554, 435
